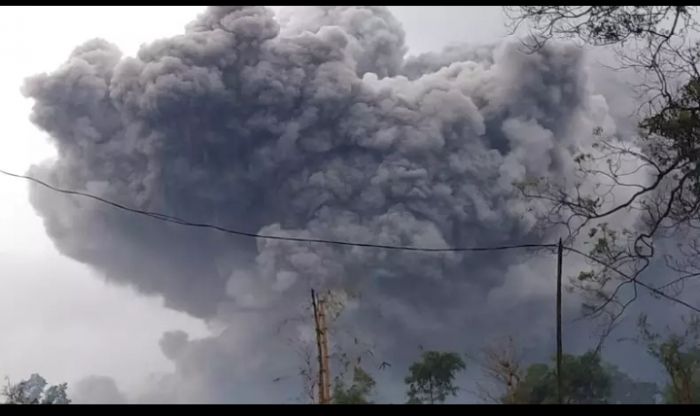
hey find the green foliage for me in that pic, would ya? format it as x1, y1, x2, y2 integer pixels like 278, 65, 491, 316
639, 314, 700, 403
606, 365, 659, 404
510, 363, 550, 403
510, 352, 613, 403
405, 351, 466, 404
333, 366, 376, 404
641, 78, 700, 165
2, 374, 70, 404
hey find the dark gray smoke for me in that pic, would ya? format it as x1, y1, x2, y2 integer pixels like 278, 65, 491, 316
22, 6, 651, 403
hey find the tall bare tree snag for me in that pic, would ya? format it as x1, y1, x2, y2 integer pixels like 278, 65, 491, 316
319, 294, 332, 403
476, 336, 524, 403
311, 289, 332, 404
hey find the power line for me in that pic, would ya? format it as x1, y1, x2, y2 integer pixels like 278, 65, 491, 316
0, 168, 557, 253
563, 246, 700, 314
4, 168, 697, 314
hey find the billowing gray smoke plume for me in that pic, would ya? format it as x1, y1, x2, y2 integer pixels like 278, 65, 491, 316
22, 6, 652, 403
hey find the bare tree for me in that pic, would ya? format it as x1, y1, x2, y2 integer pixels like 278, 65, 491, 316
276, 287, 380, 404
506, 6, 700, 346
297, 341, 318, 403
474, 336, 525, 403
505, 6, 699, 108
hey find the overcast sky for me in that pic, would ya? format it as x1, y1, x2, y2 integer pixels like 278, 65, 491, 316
0, 6, 513, 401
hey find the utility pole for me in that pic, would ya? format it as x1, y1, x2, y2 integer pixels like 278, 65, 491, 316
556, 238, 563, 404
311, 289, 331, 404
319, 293, 331, 403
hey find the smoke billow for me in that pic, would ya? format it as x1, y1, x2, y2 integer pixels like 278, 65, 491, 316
71, 376, 127, 404
22, 6, 639, 402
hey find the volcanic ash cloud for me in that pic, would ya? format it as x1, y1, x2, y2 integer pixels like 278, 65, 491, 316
22, 6, 627, 402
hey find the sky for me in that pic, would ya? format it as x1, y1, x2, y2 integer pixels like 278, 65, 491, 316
0, 6, 210, 397
0, 6, 687, 404
0, 6, 514, 401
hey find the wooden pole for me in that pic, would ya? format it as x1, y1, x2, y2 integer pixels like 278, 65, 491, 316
556, 238, 563, 404
319, 296, 331, 403
311, 289, 327, 404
